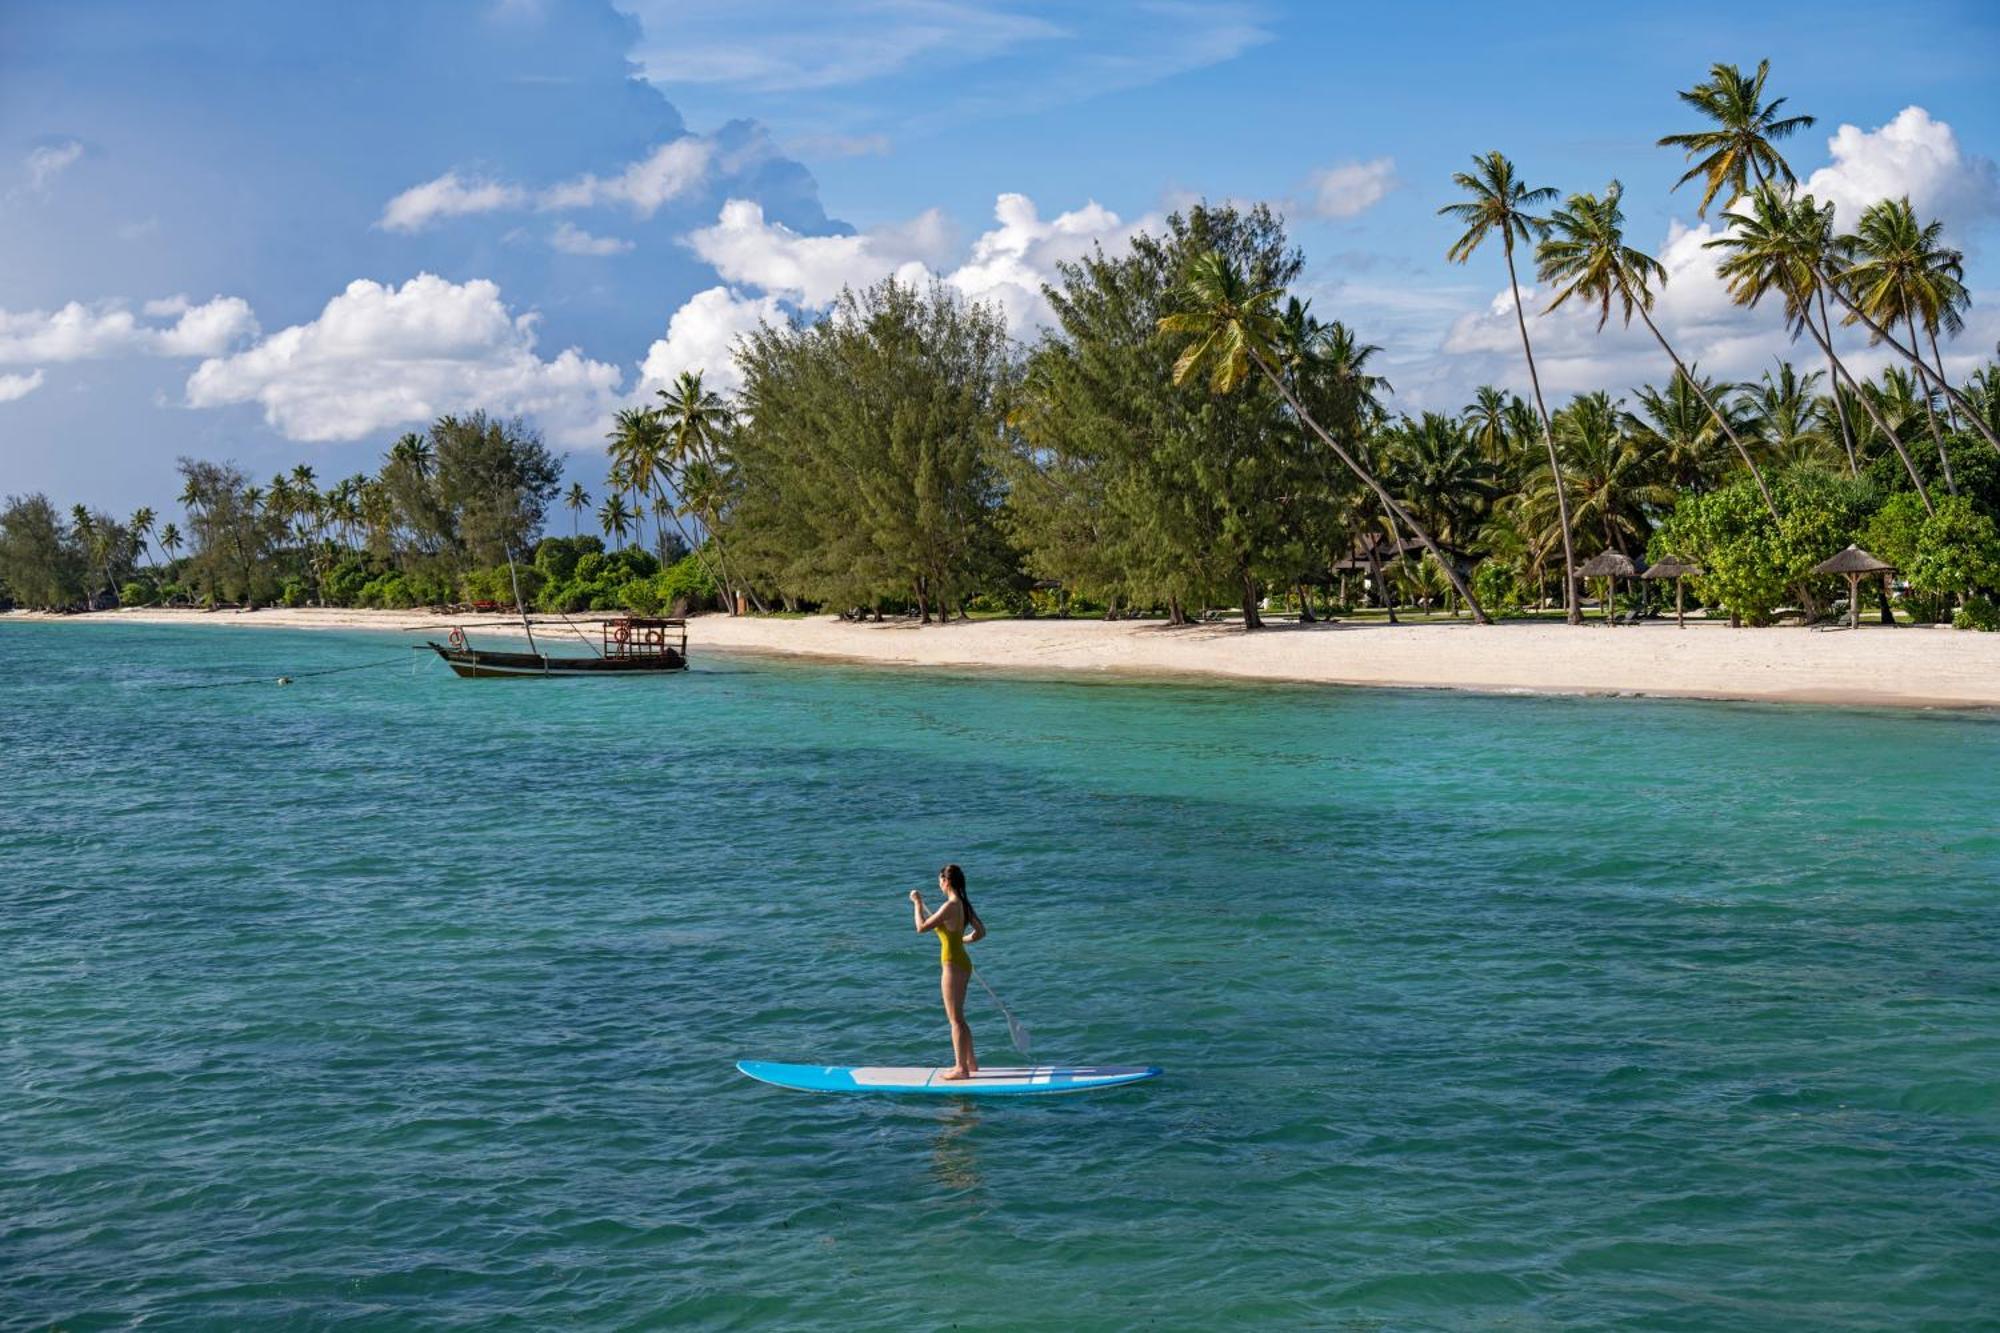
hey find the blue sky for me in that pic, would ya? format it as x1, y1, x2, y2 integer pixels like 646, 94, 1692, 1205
3, 0, 1997, 511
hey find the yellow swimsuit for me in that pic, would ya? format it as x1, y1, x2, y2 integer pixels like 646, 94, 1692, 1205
938, 921, 972, 970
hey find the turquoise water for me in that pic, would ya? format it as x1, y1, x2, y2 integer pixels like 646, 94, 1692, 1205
4, 622, 1997, 1329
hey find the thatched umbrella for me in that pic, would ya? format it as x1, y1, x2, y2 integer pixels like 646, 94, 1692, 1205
1641, 556, 1704, 629
1811, 545, 1894, 629
1577, 551, 1645, 624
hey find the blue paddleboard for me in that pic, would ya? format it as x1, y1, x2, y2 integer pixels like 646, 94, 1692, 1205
736, 1060, 1162, 1096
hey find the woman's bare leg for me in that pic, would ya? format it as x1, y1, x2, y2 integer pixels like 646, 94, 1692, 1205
940, 965, 976, 1078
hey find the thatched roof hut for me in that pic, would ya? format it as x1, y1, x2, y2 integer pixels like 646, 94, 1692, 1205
1577, 551, 1645, 578
1641, 555, 1704, 628
1811, 545, 1893, 576
1812, 545, 1894, 629
1576, 552, 1644, 623
1641, 556, 1703, 581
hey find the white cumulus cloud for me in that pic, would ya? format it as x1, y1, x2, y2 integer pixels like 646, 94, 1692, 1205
184, 273, 623, 445
685, 199, 951, 306
637, 286, 787, 396
0, 369, 46, 403
1800, 106, 2000, 235
1302, 158, 1396, 219
0, 296, 257, 364
648, 192, 1153, 387
377, 171, 529, 233
944, 193, 1154, 334
549, 222, 635, 256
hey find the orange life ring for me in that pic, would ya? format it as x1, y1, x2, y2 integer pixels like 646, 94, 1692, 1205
613, 624, 631, 644
646, 628, 665, 646
447, 627, 466, 649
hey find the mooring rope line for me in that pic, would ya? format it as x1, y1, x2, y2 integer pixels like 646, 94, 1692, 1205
160, 653, 418, 691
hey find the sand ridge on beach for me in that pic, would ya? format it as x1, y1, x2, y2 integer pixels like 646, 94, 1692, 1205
10, 605, 1998, 710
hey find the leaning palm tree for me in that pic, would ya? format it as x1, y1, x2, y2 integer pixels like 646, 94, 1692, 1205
1158, 248, 1489, 623
596, 493, 633, 548
1537, 181, 1779, 519
1705, 186, 1933, 512
129, 506, 158, 573
1657, 58, 1862, 463
563, 482, 591, 537
158, 522, 182, 562
1440, 152, 1576, 622
1658, 58, 1815, 215
1841, 196, 1970, 487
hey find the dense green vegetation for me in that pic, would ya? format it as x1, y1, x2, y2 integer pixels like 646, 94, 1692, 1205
5, 60, 1998, 628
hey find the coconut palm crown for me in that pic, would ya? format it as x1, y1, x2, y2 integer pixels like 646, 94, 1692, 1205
1658, 58, 1815, 215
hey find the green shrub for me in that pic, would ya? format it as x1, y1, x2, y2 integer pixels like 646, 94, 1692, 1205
1954, 596, 2000, 632
1909, 496, 2000, 604
279, 577, 310, 608
1472, 561, 1523, 614
658, 551, 718, 608
120, 580, 156, 607
620, 578, 663, 616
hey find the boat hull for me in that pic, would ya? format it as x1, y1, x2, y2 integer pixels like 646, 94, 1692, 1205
428, 644, 686, 678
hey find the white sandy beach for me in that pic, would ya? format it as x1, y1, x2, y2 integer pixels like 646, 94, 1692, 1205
10, 604, 1999, 709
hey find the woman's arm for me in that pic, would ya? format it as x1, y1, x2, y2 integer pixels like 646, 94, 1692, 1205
911, 890, 928, 933
963, 914, 986, 945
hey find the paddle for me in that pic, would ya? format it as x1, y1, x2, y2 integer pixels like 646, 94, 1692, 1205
974, 972, 1032, 1057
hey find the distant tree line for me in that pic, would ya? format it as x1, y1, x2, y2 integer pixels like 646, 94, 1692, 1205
7, 61, 2000, 631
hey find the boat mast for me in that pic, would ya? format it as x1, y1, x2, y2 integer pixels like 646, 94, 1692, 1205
505, 547, 538, 656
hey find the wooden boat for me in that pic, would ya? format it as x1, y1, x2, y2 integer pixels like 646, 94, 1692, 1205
428, 616, 688, 678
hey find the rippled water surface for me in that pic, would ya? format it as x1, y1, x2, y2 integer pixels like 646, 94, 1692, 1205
4, 621, 1998, 1329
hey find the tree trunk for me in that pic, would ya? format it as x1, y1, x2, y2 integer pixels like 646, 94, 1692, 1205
1252, 348, 1488, 623
1822, 278, 2000, 454
1505, 243, 1580, 624
1928, 327, 1963, 435
1364, 534, 1397, 625
1814, 288, 1859, 475
1632, 302, 1779, 520
1296, 582, 1315, 623
1805, 318, 1934, 515
1907, 312, 1956, 496
1240, 569, 1263, 630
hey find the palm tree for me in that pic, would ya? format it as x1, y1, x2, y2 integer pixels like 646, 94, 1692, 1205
129, 506, 158, 573
1745, 362, 1842, 471
1440, 152, 1577, 623
1540, 391, 1676, 558
159, 522, 182, 562
1841, 196, 1970, 488
564, 482, 591, 537
1658, 59, 1815, 215
1463, 386, 1514, 466
1657, 58, 1863, 465
1706, 186, 1933, 512
606, 406, 669, 556
597, 493, 633, 548
1624, 369, 1747, 492
387, 432, 433, 477
657, 370, 763, 611
1537, 181, 1779, 519
1158, 248, 1489, 623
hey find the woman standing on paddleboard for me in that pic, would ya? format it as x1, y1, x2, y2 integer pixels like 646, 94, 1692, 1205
911, 864, 986, 1080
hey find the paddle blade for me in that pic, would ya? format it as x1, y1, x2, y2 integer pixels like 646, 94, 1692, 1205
1004, 1012, 1031, 1057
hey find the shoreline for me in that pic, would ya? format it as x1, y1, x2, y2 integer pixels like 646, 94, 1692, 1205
9, 604, 2000, 711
